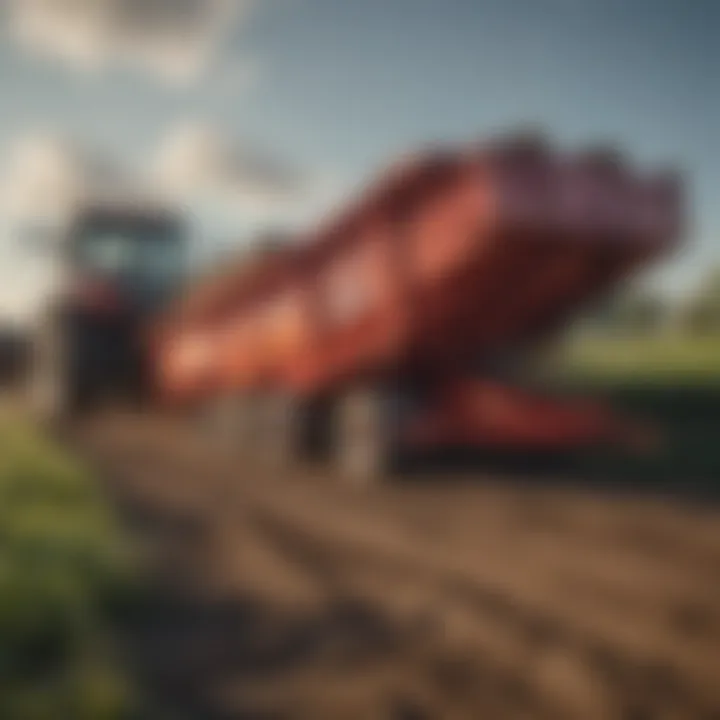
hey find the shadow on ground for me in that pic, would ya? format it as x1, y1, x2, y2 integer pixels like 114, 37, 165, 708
398, 381, 720, 505
87, 405, 720, 720
117, 593, 421, 720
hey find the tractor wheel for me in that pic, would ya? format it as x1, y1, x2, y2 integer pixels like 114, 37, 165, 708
27, 316, 90, 426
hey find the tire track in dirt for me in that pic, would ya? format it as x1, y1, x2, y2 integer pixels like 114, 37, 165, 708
71, 412, 720, 719
300, 478, 720, 636
241, 482, 720, 719
240, 473, 720, 662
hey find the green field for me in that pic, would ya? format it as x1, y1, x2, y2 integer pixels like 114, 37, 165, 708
557, 335, 720, 383
0, 419, 137, 720
544, 335, 720, 488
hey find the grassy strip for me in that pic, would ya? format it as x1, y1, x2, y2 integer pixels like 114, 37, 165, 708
0, 419, 137, 719
537, 339, 720, 486
557, 336, 720, 384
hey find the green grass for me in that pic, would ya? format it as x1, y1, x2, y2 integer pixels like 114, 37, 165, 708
541, 335, 720, 488
0, 419, 137, 720
556, 335, 720, 384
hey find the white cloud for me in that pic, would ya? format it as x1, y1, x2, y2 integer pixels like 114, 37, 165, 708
0, 123, 303, 227
0, 124, 312, 324
0, 133, 135, 223
4, 0, 254, 86
154, 121, 301, 217
0, 133, 135, 323
0, 127, 343, 322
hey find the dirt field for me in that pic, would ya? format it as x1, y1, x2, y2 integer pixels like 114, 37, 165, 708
71, 412, 720, 720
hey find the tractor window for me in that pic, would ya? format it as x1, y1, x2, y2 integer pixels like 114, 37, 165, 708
76, 217, 185, 284
82, 233, 135, 275
73, 213, 186, 305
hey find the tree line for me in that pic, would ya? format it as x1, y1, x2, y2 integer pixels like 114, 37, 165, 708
581, 268, 720, 338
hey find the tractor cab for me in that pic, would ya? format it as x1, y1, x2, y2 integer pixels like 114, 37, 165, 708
26, 200, 188, 421
64, 203, 188, 318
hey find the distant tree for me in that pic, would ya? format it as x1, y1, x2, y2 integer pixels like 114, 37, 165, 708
581, 288, 668, 337
680, 267, 720, 336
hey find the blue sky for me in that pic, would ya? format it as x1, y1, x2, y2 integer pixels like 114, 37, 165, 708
0, 0, 717, 298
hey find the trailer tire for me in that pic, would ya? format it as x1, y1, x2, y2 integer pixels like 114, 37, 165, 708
334, 386, 401, 486
199, 394, 259, 457
254, 392, 306, 473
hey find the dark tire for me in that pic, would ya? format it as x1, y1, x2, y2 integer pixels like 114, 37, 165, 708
27, 315, 90, 426
254, 391, 304, 473
199, 393, 259, 457
334, 386, 401, 486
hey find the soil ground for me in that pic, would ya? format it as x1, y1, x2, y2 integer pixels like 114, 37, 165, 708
70, 411, 720, 720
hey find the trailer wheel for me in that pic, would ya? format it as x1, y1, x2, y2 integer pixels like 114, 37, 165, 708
200, 394, 258, 457
255, 392, 304, 473
335, 387, 400, 486
27, 315, 89, 426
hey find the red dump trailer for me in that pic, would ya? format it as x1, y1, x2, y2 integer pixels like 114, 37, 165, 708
152, 135, 682, 481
